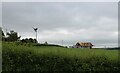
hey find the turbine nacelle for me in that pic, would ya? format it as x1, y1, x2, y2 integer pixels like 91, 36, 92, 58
32, 27, 38, 32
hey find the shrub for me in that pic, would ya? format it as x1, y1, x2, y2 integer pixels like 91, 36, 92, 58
2, 42, 120, 72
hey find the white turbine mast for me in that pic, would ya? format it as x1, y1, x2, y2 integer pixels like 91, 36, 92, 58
32, 27, 38, 42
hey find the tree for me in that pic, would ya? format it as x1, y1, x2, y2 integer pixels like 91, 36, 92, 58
33, 39, 37, 43
29, 38, 34, 43
5, 30, 21, 42
21, 38, 38, 43
44, 41, 48, 45
0, 27, 5, 41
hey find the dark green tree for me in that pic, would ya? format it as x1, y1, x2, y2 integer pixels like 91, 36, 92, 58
33, 39, 38, 43
5, 30, 21, 42
0, 27, 5, 41
44, 41, 48, 45
29, 38, 34, 43
21, 38, 37, 43
0, 27, 2, 41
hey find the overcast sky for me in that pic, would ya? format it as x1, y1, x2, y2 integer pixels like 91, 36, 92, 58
1, 2, 118, 47
1, 0, 119, 2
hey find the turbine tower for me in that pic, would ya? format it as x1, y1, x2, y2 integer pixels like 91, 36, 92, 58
32, 27, 38, 42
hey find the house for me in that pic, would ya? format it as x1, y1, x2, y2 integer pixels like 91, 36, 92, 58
73, 42, 94, 49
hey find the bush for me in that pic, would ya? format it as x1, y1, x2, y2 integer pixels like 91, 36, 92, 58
2, 42, 120, 72
35, 43, 65, 48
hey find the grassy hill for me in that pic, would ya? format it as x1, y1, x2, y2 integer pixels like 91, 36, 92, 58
2, 42, 120, 72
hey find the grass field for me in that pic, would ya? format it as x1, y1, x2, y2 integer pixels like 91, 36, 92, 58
2, 42, 120, 72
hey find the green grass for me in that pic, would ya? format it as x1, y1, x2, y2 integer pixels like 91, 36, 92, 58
2, 42, 120, 72
0, 41, 2, 72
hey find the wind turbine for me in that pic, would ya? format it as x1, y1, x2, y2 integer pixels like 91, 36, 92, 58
32, 27, 38, 42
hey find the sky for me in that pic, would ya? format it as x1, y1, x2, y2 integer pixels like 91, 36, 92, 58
1, 2, 118, 48
1, 0, 120, 2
